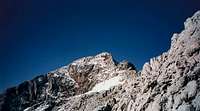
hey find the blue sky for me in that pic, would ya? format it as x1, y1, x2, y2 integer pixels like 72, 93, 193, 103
0, 0, 199, 91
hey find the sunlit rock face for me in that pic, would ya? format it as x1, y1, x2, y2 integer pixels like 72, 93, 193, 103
112, 11, 200, 111
0, 11, 200, 111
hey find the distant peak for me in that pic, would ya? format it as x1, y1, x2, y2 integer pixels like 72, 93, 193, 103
95, 52, 112, 57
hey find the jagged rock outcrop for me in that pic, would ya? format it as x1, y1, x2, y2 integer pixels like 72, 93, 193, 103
109, 11, 200, 111
0, 11, 200, 111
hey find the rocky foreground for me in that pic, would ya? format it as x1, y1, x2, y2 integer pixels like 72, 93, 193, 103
1, 11, 200, 111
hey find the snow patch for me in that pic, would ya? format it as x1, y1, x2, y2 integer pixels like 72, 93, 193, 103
35, 104, 49, 111
24, 104, 50, 111
88, 76, 124, 93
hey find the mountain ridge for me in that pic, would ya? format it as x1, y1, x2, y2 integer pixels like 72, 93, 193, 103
1, 10, 200, 111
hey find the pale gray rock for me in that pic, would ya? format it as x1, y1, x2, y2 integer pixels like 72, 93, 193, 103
177, 104, 193, 111
192, 93, 200, 111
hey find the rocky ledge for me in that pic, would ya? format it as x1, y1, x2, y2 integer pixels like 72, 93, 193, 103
0, 11, 200, 111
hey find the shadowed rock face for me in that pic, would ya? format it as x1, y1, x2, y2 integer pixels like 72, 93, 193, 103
0, 11, 200, 111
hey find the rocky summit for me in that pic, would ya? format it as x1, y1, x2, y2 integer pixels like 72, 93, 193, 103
0, 11, 200, 111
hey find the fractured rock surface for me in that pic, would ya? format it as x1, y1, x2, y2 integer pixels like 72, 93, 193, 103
0, 11, 200, 111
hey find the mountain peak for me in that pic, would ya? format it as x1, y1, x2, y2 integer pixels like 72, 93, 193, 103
0, 51, 137, 111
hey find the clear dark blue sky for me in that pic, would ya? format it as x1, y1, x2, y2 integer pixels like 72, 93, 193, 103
0, 0, 199, 91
